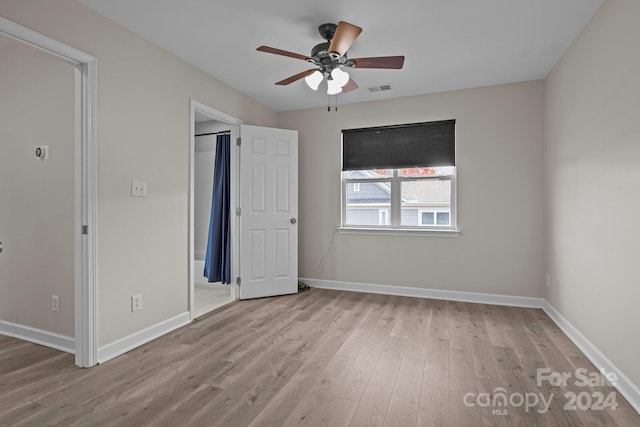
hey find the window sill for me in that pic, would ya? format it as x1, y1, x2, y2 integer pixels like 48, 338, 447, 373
336, 227, 461, 237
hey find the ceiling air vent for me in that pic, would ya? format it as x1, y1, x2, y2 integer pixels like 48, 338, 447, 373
368, 84, 392, 93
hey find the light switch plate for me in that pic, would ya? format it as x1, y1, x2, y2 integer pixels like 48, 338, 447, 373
131, 180, 147, 197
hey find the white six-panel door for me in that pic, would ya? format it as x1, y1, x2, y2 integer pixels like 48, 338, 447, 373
239, 125, 298, 299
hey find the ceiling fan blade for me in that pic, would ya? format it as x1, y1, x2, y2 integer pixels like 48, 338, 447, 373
342, 78, 359, 93
257, 46, 310, 61
328, 21, 363, 57
352, 56, 405, 69
275, 69, 317, 85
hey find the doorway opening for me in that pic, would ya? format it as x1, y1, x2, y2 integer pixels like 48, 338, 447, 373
0, 17, 97, 367
189, 100, 240, 319
190, 101, 299, 307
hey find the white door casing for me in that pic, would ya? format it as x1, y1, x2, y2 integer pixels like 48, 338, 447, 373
239, 125, 298, 299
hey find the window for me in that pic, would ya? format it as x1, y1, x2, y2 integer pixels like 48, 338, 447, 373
379, 210, 389, 225
344, 167, 455, 228
437, 212, 450, 225
421, 212, 434, 225
341, 120, 456, 231
420, 209, 451, 226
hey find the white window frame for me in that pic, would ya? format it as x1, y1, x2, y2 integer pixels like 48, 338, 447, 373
341, 169, 458, 232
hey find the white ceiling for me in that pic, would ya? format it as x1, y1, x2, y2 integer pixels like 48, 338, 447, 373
79, 0, 603, 112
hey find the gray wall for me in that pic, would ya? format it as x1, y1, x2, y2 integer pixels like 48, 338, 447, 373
279, 81, 545, 297
0, 35, 75, 336
544, 0, 640, 389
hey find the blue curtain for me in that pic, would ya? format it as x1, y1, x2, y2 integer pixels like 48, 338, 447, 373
204, 133, 231, 283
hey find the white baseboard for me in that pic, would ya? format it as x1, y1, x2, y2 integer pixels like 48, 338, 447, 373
542, 301, 640, 414
300, 278, 640, 414
301, 278, 544, 308
97, 312, 190, 364
0, 319, 74, 354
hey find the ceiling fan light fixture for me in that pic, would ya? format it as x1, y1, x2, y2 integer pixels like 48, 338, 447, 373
331, 67, 350, 88
256, 20, 405, 101
327, 77, 343, 95
304, 70, 323, 90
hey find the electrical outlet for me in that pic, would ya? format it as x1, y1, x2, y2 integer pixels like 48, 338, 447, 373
131, 180, 147, 197
52, 295, 60, 312
131, 294, 142, 312
546, 274, 551, 288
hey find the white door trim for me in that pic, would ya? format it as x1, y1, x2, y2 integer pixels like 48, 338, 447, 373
189, 99, 242, 320
0, 16, 98, 367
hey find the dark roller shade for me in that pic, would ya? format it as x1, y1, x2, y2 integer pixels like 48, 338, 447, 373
342, 119, 455, 171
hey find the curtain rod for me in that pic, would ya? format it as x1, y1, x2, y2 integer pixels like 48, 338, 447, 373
195, 130, 231, 137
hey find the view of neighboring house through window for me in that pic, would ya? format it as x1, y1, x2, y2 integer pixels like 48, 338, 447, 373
341, 120, 456, 230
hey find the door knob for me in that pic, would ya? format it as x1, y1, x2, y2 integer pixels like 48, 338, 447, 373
0, 241, 3, 254
290, 218, 297, 224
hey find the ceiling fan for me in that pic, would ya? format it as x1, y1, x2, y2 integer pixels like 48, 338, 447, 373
257, 21, 405, 95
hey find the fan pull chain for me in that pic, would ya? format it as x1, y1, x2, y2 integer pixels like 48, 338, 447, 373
326, 94, 340, 112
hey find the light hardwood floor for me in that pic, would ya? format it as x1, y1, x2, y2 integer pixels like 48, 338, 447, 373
0, 288, 638, 426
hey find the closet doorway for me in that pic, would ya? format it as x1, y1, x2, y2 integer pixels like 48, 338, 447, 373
189, 101, 239, 319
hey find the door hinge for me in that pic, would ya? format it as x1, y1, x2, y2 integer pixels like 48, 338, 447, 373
236, 137, 241, 146
236, 277, 241, 286
82, 225, 88, 235
236, 207, 241, 216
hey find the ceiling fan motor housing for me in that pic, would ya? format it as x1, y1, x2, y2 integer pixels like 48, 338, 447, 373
311, 42, 331, 59
318, 23, 337, 41
310, 42, 350, 75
